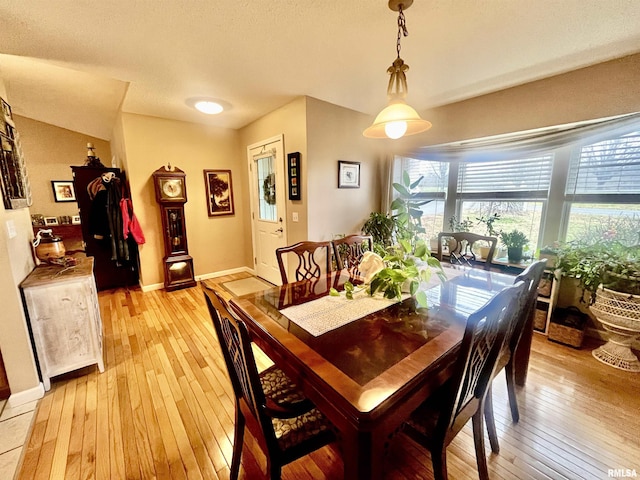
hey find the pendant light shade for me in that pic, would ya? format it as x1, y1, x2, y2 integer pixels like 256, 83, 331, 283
363, 100, 432, 139
364, 0, 432, 140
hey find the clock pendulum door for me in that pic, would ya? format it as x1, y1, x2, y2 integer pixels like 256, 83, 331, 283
152, 165, 197, 291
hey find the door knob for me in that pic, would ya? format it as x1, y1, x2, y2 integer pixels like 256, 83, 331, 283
275, 227, 283, 233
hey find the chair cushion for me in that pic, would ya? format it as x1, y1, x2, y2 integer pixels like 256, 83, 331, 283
272, 407, 333, 451
259, 365, 307, 405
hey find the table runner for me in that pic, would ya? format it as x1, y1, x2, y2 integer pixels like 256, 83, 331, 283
280, 266, 467, 337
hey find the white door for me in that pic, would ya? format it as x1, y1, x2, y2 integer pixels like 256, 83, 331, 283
247, 135, 287, 285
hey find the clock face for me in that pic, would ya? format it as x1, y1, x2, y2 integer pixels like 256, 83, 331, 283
160, 178, 184, 200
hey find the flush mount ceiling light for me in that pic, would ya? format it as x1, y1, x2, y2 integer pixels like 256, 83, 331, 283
363, 0, 432, 139
186, 97, 225, 115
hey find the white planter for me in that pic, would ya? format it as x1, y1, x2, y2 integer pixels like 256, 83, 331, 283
589, 285, 640, 372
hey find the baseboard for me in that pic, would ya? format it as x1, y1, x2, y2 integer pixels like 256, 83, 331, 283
8, 383, 45, 407
140, 266, 256, 292
140, 282, 165, 293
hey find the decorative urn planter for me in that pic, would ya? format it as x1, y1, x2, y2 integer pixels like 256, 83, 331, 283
589, 284, 640, 372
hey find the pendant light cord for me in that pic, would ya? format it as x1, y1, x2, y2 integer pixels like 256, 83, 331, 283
396, 5, 408, 59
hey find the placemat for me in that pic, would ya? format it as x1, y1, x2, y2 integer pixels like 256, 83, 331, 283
279, 291, 402, 337
280, 266, 467, 337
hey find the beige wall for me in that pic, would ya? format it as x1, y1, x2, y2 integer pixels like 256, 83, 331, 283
13, 115, 112, 219
118, 113, 246, 288
239, 96, 309, 246
306, 97, 382, 240
396, 53, 640, 153
0, 81, 41, 396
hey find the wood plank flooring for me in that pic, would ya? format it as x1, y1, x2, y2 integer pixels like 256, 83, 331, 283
16, 272, 640, 479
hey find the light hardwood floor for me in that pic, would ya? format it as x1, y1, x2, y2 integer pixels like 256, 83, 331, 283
16, 272, 640, 479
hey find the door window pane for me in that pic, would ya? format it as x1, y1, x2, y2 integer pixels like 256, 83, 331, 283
255, 154, 276, 221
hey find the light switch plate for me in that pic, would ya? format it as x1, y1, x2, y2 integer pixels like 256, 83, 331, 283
6, 219, 16, 239
292, 212, 299, 222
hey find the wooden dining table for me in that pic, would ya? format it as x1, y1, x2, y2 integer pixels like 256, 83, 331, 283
229, 267, 517, 480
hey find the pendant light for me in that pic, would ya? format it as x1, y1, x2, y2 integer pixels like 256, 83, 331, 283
363, 0, 432, 139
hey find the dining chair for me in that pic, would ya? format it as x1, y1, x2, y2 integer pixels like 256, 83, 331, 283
332, 234, 373, 272
436, 232, 498, 270
402, 281, 526, 480
484, 259, 548, 441
203, 288, 336, 480
276, 240, 333, 284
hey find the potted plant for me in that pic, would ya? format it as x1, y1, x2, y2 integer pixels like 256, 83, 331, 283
556, 241, 640, 371
476, 213, 501, 259
342, 172, 445, 308
362, 212, 396, 255
500, 229, 529, 263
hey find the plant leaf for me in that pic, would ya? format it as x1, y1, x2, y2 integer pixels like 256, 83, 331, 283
415, 291, 428, 308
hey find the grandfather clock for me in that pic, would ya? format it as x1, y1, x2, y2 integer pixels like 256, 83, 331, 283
152, 165, 197, 291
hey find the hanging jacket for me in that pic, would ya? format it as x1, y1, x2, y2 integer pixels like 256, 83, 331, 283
120, 198, 146, 245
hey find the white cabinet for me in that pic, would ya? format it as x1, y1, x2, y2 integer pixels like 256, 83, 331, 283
21, 257, 104, 391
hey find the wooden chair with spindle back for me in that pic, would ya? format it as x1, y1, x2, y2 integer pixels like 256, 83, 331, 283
332, 234, 373, 272
276, 241, 333, 284
402, 282, 526, 480
436, 232, 498, 270
203, 287, 336, 479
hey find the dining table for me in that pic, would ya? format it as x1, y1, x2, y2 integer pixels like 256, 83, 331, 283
229, 266, 518, 480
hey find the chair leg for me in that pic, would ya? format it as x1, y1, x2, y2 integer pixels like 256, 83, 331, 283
472, 410, 490, 480
268, 462, 282, 480
430, 445, 449, 480
484, 384, 500, 453
230, 409, 245, 480
505, 361, 520, 422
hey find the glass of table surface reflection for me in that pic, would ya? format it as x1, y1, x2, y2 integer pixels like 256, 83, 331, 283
229, 267, 516, 480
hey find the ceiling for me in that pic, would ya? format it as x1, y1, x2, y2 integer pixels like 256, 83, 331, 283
1, 1, 639, 141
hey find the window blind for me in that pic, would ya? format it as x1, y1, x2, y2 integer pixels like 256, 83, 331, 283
566, 131, 640, 195
457, 156, 553, 196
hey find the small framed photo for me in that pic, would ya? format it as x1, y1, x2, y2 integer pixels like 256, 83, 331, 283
204, 169, 235, 216
287, 152, 301, 200
338, 161, 360, 188
72, 215, 81, 225
51, 180, 76, 202
44, 216, 59, 226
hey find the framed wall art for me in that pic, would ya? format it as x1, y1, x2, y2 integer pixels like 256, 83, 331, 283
44, 216, 59, 226
338, 160, 360, 188
204, 169, 235, 216
287, 152, 301, 200
51, 180, 76, 202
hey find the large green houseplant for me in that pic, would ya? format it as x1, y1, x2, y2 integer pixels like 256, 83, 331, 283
352, 172, 445, 307
556, 240, 640, 371
556, 241, 640, 300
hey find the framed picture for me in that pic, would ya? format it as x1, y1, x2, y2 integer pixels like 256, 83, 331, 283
338, 161, 360, 188
31, 214, 45, 226
44, 216, 59, 226
287, 152, 301, 200
204, 169, 235, 216
51, 180, 76, 202
72, 215, 81, 225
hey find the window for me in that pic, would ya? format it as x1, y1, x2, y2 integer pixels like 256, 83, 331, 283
457, 156, 553, 253
565, 131, 640, 246
395, 157, 448, 240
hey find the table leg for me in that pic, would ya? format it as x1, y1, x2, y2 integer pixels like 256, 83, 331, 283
342, 428, 386, 480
